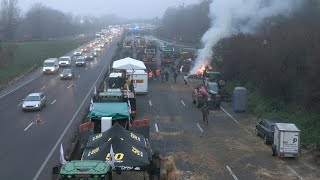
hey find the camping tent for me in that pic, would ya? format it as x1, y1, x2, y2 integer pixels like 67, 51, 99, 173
86, 122, 146, 149
86, 102, 130, 122
112, 57, 147, 70
82, 135, 150, 171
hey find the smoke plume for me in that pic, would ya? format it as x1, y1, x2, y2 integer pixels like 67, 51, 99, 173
190, 0, 302, 74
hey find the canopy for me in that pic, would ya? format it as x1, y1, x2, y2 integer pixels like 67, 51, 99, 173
82, 135, 149, 171
87, 102, 130, 121
86, 123, 146, 149
112, 57, 146, 70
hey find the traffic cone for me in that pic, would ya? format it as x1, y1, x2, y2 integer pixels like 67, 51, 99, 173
36, 113, 41, 124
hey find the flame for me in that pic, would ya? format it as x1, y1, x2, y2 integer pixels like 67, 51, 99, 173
196, 65, 213, 76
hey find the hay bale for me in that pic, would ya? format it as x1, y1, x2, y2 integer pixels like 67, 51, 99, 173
162, 156, 181, 180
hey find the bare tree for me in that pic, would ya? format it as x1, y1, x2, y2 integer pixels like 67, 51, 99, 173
0, 0, 20, 40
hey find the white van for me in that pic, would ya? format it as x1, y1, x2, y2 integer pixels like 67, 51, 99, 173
59, 56, 71, 67
43, 58, 59, 74
126, 69, 148, 94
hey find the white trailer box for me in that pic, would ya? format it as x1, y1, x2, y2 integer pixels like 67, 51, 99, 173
127, 69, 148, 94
272, 123, 301, 157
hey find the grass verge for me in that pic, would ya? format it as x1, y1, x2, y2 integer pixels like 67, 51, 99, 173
0, 36, 92, 86
225, 80, 320, 149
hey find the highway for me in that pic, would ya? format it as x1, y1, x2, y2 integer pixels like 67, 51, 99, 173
128, 37, 320, 180
1, 33, 319, 180
0, 36, 120, 179
134, 74, 320, 180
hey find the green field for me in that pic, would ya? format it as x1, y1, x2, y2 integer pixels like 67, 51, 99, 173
225, 80, 320, 149
0, 37, 92, 86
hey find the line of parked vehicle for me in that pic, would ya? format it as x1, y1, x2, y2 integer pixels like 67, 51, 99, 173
21, 37, 110, 112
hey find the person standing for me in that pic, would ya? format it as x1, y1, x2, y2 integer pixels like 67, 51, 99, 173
173, 71, 178, 83
156, 69, 161, 80
165, 71, 169, 83
183, 74, 188, 86
149, 150, 164, 180
201, 104, 209, 124
160, 71, 164, 83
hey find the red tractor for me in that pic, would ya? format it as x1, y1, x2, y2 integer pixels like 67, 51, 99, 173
192, 83, 221, 109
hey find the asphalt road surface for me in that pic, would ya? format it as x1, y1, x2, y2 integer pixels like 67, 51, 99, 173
132, 74, 320, 180
0, 36, 120, 180
128, 36, 320, 180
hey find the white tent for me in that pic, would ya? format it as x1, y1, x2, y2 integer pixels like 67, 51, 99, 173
112, 57, 147, 70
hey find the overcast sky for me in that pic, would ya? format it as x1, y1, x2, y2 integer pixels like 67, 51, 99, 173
19, 0, 200, 18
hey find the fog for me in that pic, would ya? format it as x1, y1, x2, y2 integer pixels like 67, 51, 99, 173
20, 0, 199, 18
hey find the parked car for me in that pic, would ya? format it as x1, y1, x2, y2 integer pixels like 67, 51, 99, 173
255, 117, 283, 144
22, 93, 46, 111
60, 69, 74, 80
75, 56, 86, 67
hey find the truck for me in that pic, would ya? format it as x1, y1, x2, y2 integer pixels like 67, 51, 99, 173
143, 49, 157, 70
272, 123, 301, 157
122, 40, 133, 58
93, 88, 137, 119
107, 72, 126, 89
160, 43, 175, 64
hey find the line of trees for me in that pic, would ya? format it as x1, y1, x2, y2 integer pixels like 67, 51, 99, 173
0, 0, 127, 41
160, 0, 320, 110
156, 0, 211, 44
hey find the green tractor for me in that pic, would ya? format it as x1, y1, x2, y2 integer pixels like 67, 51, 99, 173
53, 160, 112, 180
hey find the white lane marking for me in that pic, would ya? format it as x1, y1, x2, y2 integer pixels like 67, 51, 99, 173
226, 165, 239, 180
24, 122, 34, 131
56, 76, 59, 79
286, 165, 305, 180
155, 124, 159, 132
40, 85, 45, 90
149, 100, 152, 106
51, 100, 56, 104
171, 85, 174, 89
78, 75, 80, 79
67, 84, 73, 88
33, 49, 112, 180
85, 67, 88, 70
0, 74, 40, 99
181, 100, 185, 106
220, 106, 240, 124
196, 123, 204, 133
244, 128, 252, 135
17, 102, 23, 106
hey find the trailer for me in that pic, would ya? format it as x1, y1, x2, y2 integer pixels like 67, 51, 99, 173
272, 123, 301, 157
126, 69, 148, 94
